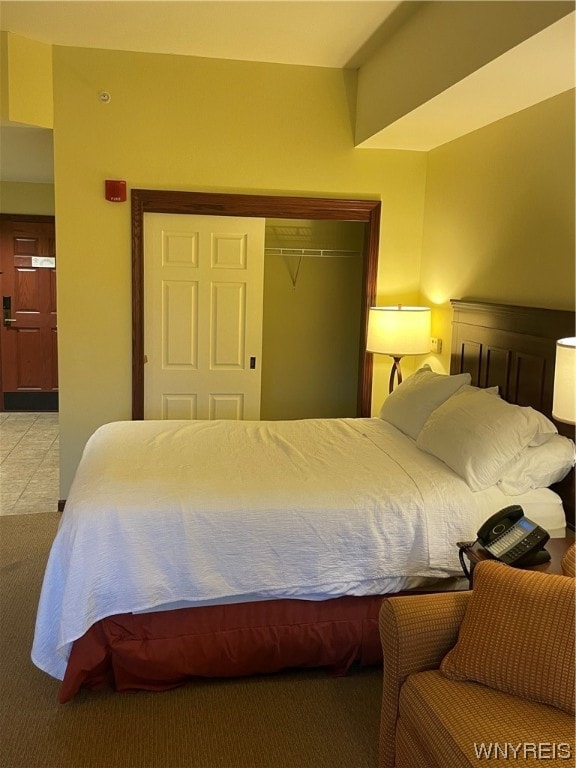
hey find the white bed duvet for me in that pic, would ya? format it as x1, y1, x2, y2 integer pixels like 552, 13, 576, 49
33, 417, 489, 680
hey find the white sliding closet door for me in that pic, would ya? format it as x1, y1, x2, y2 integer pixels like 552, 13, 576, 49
144, 213, 266, 420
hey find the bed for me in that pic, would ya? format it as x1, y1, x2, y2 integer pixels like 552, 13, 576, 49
31, 300, 575, 702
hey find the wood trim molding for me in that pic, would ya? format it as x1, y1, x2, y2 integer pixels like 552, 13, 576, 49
0, 214, 55, 223
451, 298, 575, 340
131, 189, 381, 420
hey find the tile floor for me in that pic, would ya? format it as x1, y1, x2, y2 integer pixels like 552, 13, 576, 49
0, 412, 60, 515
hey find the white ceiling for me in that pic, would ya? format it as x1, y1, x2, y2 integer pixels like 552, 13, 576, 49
0, 0, 403, 69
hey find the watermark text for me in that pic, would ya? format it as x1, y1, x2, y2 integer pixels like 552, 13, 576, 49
473, 742, 573, 760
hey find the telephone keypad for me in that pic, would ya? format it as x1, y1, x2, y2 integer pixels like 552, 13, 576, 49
485, 523, 548, 564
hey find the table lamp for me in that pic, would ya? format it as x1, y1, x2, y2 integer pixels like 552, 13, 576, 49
552, 337, 576, 424
367, 305, 431, 393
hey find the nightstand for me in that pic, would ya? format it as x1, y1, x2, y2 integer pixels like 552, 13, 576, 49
457, 533, 575, 587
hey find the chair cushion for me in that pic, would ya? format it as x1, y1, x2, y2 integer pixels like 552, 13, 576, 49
399, 670, 573, 766
440, 560, 575, 715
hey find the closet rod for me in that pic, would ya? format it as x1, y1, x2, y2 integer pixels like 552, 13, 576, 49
264, 247, 359, 258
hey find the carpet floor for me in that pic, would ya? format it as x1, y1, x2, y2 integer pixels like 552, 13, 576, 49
0, 512, 383, 768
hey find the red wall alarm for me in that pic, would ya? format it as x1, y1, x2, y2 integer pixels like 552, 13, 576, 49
105, 180, 127, 202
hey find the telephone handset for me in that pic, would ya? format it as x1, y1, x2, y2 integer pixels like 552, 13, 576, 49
476, 505, 550, 566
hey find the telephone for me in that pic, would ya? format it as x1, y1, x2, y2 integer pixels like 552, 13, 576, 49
476, 505, 550, 566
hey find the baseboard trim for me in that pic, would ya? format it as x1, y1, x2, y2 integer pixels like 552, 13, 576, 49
3, 392, 59, 411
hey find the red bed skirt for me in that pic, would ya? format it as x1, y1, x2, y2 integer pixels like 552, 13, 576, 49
59, 594, 386, 702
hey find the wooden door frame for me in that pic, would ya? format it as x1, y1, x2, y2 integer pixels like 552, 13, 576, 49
131, 189, 381, 420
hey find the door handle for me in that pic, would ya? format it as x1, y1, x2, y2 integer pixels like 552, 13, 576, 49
3, 296, 15, 328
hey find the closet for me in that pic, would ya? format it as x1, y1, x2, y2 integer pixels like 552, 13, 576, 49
261, 218, 365, 420
131, 190, 381, 422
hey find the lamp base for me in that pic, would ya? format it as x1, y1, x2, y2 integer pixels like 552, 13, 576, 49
389, 356, 403, 393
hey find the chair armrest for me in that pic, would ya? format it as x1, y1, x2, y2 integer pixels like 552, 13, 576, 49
378, 591, 471, 768
562, 542, 575, 577
379, 591, 471, 677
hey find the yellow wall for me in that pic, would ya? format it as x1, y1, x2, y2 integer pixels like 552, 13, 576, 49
5, 32, 53, 128
52, 46, 427, 494
420, 89, 575, 373
0, 181, 55, 214
45, 44, 575, 495
0, 33, 8, 121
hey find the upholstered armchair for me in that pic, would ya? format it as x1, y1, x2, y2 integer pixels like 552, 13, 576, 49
378, 560, 575, 768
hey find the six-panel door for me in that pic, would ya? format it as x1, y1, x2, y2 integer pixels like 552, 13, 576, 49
144, 213, 266, 420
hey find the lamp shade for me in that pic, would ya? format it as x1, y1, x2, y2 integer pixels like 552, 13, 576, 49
552, 337, 576, 424
367, 306, 431, 356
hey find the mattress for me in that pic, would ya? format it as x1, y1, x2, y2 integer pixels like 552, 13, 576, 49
33, 416, 493, 681
477, 486, 566, 538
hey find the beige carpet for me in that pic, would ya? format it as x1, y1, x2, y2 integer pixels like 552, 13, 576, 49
0, 512, 383, 768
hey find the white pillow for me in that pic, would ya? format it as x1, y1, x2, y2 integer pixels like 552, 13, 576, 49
497, 436, 575, 495
416, 388, 558, 491
378, 365, 471, 440
458, 384, 499, 396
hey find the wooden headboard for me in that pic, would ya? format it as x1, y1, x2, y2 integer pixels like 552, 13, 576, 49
450, 299, 575, 531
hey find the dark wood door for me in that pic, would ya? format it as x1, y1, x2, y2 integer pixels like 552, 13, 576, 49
0, 216, 58, 411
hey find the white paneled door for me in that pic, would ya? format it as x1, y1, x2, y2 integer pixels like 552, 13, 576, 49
144, 213, 266, 420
